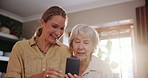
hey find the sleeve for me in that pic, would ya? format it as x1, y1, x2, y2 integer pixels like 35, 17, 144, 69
60, 45, 71, 75
5, 42, 24, 78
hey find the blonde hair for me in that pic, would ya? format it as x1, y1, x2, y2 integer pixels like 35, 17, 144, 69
42, 6, 67, 23
34, 27, 42, 37
69, 24, 100, 53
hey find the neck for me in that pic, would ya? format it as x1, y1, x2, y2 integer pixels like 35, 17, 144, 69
79, 57, 91, 75
35, 37, 51, 54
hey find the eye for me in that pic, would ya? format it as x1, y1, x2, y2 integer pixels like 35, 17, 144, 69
84, 42, 89, 44
74, 40, 80, 43
52, 25, 58, 28
60, 27, 64, 30
84, 41, 89, 44
75, 41, 80, 43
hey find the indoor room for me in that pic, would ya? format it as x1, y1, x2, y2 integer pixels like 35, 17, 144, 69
0, 0, 147, 78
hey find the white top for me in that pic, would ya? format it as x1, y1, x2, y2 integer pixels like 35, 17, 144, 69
81, 55, 114, 78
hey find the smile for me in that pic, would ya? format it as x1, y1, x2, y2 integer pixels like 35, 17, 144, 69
51, 34, 58, 39
77, 52, 85, 54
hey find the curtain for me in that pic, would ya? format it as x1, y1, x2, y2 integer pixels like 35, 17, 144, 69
135, 6, 148, 78
136, 6, 148, 44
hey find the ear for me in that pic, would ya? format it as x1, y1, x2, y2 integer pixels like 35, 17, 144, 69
40, 19, 45, 27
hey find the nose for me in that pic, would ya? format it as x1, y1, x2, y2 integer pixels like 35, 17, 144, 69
55, 29, 61, 37
78, 43, 84, 50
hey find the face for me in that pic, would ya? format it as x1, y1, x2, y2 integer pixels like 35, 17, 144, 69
72, 34, 94, 61
40, 15, 67, 44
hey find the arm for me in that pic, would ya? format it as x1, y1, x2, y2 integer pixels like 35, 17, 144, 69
5, 42, 24, 78
28, 68, 63, 78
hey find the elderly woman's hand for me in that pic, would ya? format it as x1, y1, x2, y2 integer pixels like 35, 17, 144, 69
65, 73, 81, 78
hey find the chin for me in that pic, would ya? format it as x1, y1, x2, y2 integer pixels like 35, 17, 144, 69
76, 56, 84, 60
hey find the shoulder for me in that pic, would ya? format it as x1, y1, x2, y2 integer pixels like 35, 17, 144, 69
91, 55, 106, 64
91, 55, 112, 71
94, 56, 108, 64
56, 41, 69, 49
91, 55, 113, 78
14, 40, 29, 47
11, 40, 30, 54
56, 41, 71, 56
10, 40, 29, 57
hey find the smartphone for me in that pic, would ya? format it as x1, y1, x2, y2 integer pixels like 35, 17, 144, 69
65, 57, 80, 75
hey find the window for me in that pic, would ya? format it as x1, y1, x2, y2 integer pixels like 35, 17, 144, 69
94, 20, 134, 78
97, 37, 133, 78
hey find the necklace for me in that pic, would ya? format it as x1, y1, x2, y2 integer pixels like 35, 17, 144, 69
35, 37, 47, 54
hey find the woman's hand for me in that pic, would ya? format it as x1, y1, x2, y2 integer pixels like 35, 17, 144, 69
65, 73, 81, 78
28, 68, 63, 78
42, 68, 63, 78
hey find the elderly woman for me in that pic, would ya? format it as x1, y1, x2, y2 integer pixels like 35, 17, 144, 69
65, 24, 113, 78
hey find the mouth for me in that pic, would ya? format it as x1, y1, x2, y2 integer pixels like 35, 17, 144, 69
51, 34, 59, 40
75, 52, 85, 58
77, 52, 85, 55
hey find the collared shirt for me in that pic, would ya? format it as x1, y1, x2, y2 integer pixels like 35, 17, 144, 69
81, 55, 114, 78
5, 36, 71, 78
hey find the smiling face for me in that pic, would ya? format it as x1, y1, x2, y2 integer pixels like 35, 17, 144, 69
40, 15, 67, 44
72, 33, 94, 61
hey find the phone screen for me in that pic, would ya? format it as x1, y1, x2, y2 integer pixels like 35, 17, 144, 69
65, 57, 80, 75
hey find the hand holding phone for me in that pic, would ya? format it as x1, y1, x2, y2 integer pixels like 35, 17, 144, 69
65, 57, 80, 75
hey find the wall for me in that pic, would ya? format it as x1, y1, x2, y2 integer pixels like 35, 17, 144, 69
23, 0, 147, 78
22, 19, 40, 39
66, 0, 144, 31
22, 0, 144, 38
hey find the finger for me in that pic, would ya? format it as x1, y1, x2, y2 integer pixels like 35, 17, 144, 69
46, 74, 49, 78
74, 74, 81, 78
49, 68, 62, 74
67, 73, 74, 78
65, 74, 69, 78
46, 74, 59, 78
48, 69, 63, 78
43, 69, 60, 78
43, 69, 50, 78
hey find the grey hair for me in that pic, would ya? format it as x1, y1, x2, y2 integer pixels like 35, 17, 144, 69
69, 24, 100, 53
